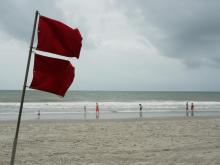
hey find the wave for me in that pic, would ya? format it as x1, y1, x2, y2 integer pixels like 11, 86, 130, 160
1, 101, 220, 114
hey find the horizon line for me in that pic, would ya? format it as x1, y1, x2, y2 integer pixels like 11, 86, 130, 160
0, 89, 220, 92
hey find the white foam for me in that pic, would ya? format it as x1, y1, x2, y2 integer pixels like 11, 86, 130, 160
1, 101, 220, 114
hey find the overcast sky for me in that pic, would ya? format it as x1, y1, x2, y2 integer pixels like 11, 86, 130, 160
0, 0, 220, 91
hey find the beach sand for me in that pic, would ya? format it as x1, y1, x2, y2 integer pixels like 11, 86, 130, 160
0, 117, 220, 165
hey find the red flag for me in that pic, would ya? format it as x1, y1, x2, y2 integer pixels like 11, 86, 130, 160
30, 54, 75, 97
37, 15, 82, 58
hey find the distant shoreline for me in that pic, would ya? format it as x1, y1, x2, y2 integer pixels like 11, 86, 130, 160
1, 115, 220, 123
1, 111, 220, 121
1, 89, 220, 92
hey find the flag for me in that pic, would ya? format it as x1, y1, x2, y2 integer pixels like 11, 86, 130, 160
30, 54, 75, 97
37, 15, 82, 58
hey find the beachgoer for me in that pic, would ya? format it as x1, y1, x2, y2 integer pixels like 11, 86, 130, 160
139, 104, 143, 111
96, 103, 100, 119
84, 105, 87, 119
84, 105, 87, 113
186, 102, 189, 117
191, 102, 194, 116
139, 104, 143, 118
37, 110, 40, 120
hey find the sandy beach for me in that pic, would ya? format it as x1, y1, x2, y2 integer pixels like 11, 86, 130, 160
0, 117, 220, 165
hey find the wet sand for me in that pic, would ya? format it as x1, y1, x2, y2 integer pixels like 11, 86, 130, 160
0, 117, 220, 165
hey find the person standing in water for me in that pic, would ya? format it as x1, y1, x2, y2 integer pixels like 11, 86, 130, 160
139, 104, 143, 118
84, 105, 87, 119
186, 102, 189, 117
191, 102, 194, 116
96, 103, 100, 119
37, 110, 40, 120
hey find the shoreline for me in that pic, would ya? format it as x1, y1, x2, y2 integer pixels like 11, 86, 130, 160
1, 115, 220, 123
1, 110, 220, 121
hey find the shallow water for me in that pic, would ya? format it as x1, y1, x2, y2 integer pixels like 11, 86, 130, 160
0, 90, 220, 120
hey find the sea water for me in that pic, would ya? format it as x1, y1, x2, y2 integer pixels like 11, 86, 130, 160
0, 90, 220, 120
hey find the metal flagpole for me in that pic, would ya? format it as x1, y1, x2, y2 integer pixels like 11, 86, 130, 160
10, 10, 39, 165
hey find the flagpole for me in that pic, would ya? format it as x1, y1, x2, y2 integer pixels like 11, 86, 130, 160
10, 10, 39, 165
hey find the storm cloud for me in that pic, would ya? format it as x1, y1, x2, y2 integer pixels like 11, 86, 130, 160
1, 0, 220, 68
0, 0, 220, 90
0, 0, 62, 41
118, 0, 220, 68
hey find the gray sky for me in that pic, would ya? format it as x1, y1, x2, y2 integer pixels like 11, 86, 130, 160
0, 0, 220, 91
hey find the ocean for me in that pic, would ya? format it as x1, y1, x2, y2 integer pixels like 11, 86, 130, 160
0, 90, 220, 120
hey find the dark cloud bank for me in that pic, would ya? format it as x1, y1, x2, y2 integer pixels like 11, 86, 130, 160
0, 0, 62, 41
0, 0, 220, 68
119, 0, 220, 68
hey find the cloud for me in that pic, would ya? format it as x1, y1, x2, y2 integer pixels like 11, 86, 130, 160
0, 0, 63, 42
2, 0, 220, 68
0, 0, 220, 90
117, 0, 220, 68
